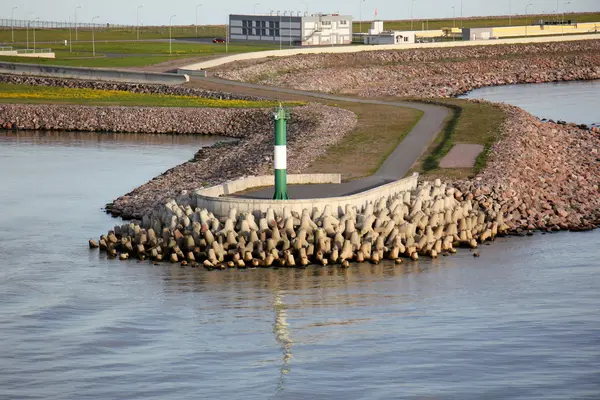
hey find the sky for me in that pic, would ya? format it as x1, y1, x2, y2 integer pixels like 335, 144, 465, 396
3, 0, 598, 26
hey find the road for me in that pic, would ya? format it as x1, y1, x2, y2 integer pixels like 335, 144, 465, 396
189, 77, 449, 199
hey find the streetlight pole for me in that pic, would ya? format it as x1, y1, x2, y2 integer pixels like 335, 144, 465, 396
410, 0, 415, 31
225, 14, 229, 53
562, 1, 571, 34
525, 3, 533, 36
460, 0, 463, 28
279, 12, 282, 50
452, 6, 456, 28
74, 5, 82, 41
289, 10, 292, 47
359, 0, 365, 34
68, 15, 72, 52
196, 4, 202, 38
27, 12, 34, 49
509, 0, 512, 26
92, 16, 99, 56
254, 2, 260, 14
169, 14, 176, 55
137, 5, 143, 40
33, 17, 39, 50
11, 7, 17, 43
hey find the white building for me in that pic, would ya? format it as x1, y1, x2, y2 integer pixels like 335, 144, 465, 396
229, 13, 353, 46
363, 20, 416, 45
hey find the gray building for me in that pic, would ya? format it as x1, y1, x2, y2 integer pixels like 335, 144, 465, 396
229, 13, 353, 46
462, 27, 494, 41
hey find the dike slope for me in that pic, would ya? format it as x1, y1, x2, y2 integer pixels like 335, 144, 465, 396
215, 40, 600, 98
213, 39, 600, 232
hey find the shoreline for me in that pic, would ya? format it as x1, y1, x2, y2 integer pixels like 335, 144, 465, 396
0, 41, 598, 266
214, 40, 600, 99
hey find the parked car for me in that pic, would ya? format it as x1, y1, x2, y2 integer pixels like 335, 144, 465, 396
212, 38, 226, 43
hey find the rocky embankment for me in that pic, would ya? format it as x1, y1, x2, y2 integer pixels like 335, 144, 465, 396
93, 101, 600, 267
0, 74, 263, 101
0, 103, 272, 133
215, 40, 600, 98
105, 104, 357, 219
453, 101, 600, 232
93, 179, 510, 266
214, 39, 600, 234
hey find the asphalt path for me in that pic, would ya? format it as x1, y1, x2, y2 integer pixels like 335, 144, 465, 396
192, 77, 449, 200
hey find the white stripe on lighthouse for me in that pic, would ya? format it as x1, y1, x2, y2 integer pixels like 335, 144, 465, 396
274, 145, 287, 170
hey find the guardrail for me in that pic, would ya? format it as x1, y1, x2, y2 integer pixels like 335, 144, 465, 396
15, 48, 52, 54
0, 61, 190, 85
0, 46, 13, 51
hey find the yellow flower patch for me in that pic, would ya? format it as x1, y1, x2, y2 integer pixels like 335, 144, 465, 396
0, 83, 296, 108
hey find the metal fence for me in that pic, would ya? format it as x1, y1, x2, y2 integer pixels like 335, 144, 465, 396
0, 18, 124, 29
16, 48, 52, 54
0, 18, 225, 32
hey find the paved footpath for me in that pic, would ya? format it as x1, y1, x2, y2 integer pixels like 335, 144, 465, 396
191, 77, 449, 200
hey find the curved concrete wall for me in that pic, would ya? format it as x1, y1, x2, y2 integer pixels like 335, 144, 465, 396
193, 173, 419, 218
0, 61, 189, 85
182, 33, 600, 71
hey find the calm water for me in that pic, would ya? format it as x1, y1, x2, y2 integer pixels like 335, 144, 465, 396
462, 79, 600, 126
1, 103, 600, 399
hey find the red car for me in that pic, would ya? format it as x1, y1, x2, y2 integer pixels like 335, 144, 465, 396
212, 38, 226, 43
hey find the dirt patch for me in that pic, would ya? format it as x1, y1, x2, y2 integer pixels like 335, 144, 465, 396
440, 144, 484, 168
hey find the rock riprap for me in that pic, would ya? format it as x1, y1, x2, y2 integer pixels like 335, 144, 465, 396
94, 179, 510, 267
450, 102, 600, 232
104, 103, 357, 220
0, 103, 273, 134
215, 39, 600, 98
0, 74, 263, 101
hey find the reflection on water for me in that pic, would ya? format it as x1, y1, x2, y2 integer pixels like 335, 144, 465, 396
273, 291, 293, 393
0, 130, 227, 147
1, 130, 599, 399
462, 79, 600, 126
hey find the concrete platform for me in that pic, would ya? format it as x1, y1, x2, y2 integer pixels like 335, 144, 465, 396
439, 144, 485, 168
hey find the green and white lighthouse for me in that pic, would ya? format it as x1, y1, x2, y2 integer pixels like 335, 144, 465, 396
273, 105, 290, 200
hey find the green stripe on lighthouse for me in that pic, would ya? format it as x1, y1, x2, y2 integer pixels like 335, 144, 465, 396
273, 105, 289, 200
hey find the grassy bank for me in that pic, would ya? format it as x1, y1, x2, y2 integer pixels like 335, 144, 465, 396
184, 78, 428, 181
354, 12, 600, 32
0, 83, 291, 108
0, 42, 278, 68
305, 103, 423, 180
408, 99, 506, 180
0, 25, 227, 43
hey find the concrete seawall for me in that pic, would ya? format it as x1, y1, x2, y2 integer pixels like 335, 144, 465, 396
0, 61, 189, 85
193, 173, 419, 218
182, 33, 600, 71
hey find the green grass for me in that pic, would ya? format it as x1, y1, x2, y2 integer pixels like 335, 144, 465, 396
0, 83, 296, 108
0, 25, 226, 43
0, 41, 279, 68
65, 41, 278, 55
409, 98, 506, 180
353, 12, 600, 32
304, 102, 423, 180
0, 54, 193, 68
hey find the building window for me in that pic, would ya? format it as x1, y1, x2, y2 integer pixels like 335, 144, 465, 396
404, 36, 408, 42
322, 20, 331, 26
340, 20, 348, 25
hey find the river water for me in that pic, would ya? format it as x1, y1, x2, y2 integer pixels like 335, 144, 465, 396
1, 86, 600, 399
462, 79, 600, 126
